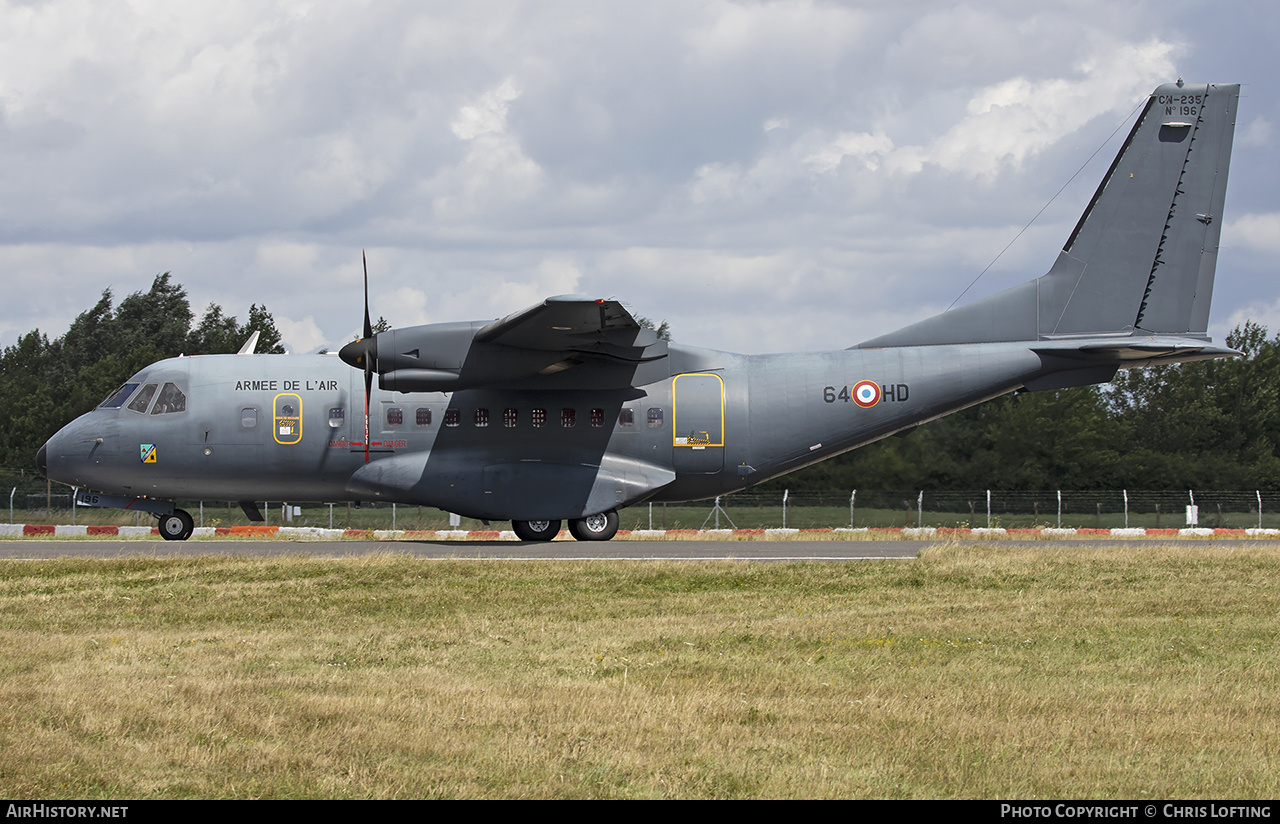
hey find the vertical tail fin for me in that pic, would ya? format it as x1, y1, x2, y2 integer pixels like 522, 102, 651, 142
859, 82, 1239, 348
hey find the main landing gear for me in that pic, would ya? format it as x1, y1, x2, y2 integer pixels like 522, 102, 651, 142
569, 510, 620, 541
512, 510, 620, 542
158, 509, 195, 541
512, 519, 562, 542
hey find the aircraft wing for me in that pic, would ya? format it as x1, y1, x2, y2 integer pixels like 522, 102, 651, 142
475, 294, 662, 359
376, 295, 669, 392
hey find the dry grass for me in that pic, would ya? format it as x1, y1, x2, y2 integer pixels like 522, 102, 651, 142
1, 543, 1278, 798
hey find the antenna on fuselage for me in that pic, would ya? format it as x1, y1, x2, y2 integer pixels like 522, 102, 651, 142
237, 331, 261, 356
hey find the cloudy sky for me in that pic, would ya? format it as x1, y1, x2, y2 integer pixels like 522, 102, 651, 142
2, 0, 1276, 356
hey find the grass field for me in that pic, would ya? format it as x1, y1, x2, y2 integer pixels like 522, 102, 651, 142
2, 543, 1278, 798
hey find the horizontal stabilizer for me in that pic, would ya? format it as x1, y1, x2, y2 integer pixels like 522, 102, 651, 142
1031, 335, 1241, 368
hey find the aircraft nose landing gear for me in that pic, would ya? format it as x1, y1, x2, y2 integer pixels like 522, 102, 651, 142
569, 510, 619, 541
158, 509, 195, 541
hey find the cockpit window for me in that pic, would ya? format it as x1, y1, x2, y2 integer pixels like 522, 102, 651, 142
127, 384, 158, 414
150, 382, 187, 415
98, 383, 139, 409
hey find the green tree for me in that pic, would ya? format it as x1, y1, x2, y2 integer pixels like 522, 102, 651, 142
186, 301, 286, 355
635, 315, 672, 341
0, 273, 289, 468
186, 303, 243, 354
242, 304, 286, 355
1106, 322, 1280, 488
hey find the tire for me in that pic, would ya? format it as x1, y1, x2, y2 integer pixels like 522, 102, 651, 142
569, 510, 619, 541
158, 509, 194, 541
512, 519, 562, 542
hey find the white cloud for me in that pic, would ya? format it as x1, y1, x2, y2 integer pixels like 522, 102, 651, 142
1239, 117, 1273, 149
431, 77, 545, 219
274, 314, 327, 354
925, 39, 1179, 177
1227, 212, 1280, 254
804, 131, 896, 175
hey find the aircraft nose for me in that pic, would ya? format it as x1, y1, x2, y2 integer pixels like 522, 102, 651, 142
37, 415, 117, 487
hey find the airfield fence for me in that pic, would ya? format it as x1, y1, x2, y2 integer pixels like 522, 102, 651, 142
4, 465, 1279, 531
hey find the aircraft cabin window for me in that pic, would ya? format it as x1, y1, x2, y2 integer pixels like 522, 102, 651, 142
531, 408, 547, 428
618, 409, 634, 427
241, 408, 258, 428
150, 383, 186, 415
98, 383, 139, 409
503, 408, 517, 428
590, 408, 605, 427
647, 408, 664, 428
475, 408, 489, 427
127, 384, 158, 414
561, 408, 576, 428
328, 407, 344, 428
386, 407, 403, 427
444, 409, 460, 427
416, 408, 431, 426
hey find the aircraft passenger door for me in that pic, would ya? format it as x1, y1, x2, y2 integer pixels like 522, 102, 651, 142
672, 373, 724, 474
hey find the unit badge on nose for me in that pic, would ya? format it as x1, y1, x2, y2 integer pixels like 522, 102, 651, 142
140, 444, 157, 463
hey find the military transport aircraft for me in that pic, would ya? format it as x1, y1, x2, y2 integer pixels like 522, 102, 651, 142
39, 81, 1241, 542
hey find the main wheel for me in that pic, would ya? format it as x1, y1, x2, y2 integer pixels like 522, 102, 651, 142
512, 519, 562, 542
569, 510, 619, 541
158, 509, 194, 541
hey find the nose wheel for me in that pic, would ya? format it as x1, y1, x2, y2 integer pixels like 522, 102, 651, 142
158, 509, 195, 541
569, 510, 619, 541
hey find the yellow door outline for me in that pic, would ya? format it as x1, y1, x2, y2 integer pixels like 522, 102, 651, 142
274, 393, 303, 445
671, 373, 725, 447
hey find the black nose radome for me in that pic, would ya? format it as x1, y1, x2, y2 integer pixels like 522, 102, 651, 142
36, 443, 47, 477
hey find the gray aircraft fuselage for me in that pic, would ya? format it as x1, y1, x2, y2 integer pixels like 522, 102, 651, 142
39, 81, 1244, 540
39, 335, 1224, 520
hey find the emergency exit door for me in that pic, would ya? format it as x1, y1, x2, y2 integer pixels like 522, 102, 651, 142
672, 373, 724, 474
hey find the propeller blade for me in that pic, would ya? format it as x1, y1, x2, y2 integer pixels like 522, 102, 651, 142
364, 361, 372, 463
363, 250, 373, 462
363, 250, 374, 341
336, 250, 379, 462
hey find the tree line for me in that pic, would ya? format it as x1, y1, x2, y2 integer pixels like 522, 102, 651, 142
0, 274, 285, 468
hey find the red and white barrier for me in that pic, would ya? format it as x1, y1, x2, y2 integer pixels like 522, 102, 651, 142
2, 524, 1279, 539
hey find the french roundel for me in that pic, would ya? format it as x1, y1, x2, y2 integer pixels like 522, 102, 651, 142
852, 380, 881, 408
